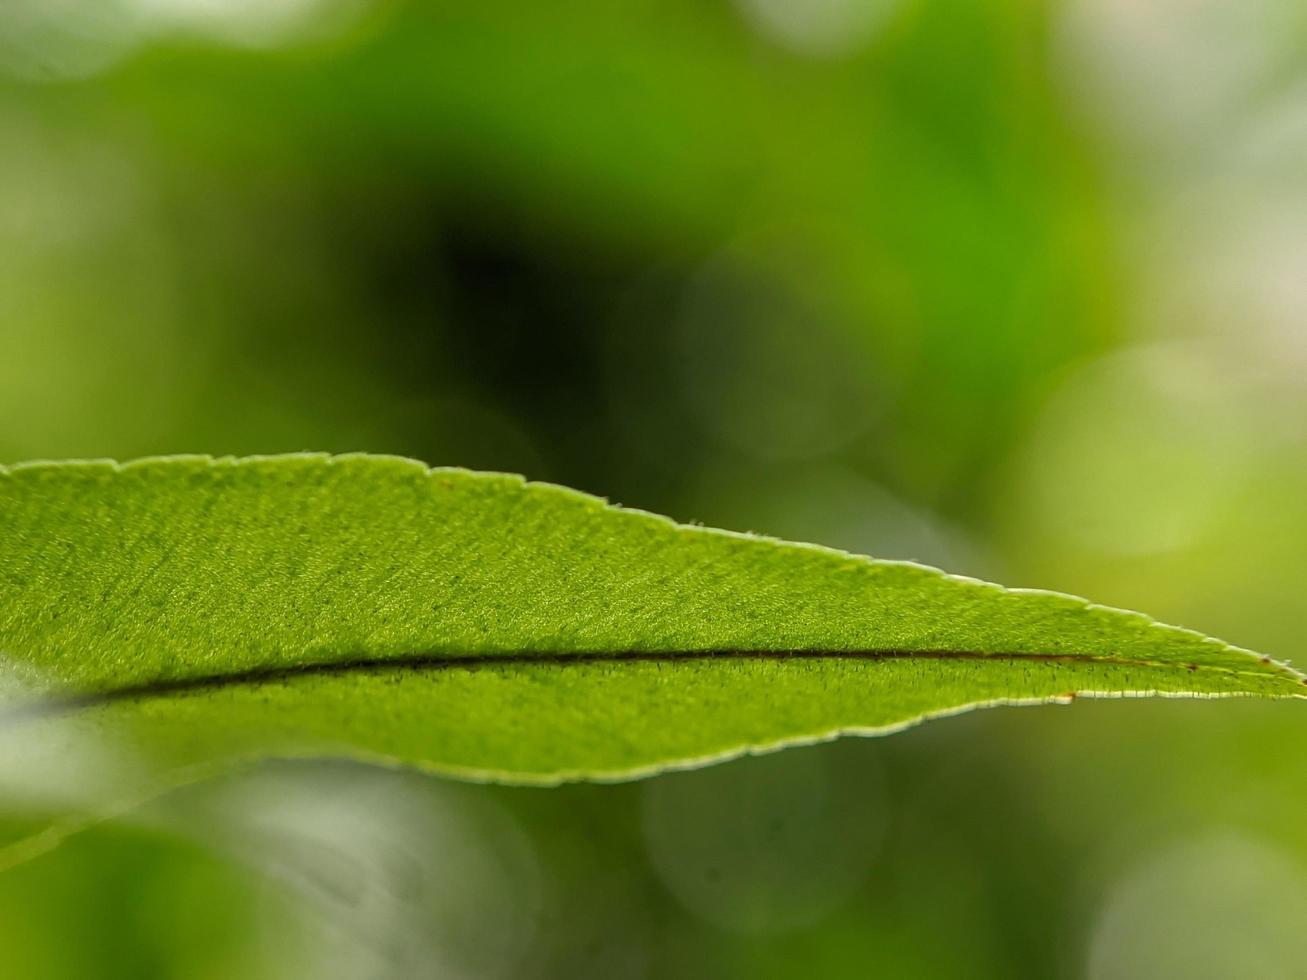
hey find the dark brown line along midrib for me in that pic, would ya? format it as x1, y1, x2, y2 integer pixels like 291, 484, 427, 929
13, 648, 1211, 722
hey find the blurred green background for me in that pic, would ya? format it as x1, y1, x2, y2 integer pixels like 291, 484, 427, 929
3, 0, 1307, 977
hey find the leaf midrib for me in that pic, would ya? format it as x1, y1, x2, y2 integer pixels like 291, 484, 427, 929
6, 647, 1290, 725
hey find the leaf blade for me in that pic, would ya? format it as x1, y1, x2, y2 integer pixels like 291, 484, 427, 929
1, 453, 1300, 784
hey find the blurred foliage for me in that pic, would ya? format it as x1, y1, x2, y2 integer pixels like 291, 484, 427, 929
2, 0, 1306, 977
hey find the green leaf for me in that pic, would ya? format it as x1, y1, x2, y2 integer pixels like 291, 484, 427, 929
1, 453, 1301, 786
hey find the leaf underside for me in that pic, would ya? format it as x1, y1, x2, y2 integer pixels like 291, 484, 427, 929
0, 453, 1301, 786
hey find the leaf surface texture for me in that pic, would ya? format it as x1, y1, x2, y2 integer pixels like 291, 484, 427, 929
0, 454, 1299, 783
